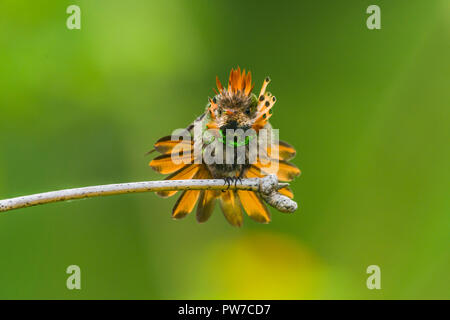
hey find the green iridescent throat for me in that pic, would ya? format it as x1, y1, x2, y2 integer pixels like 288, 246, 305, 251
218, 129, 256, 147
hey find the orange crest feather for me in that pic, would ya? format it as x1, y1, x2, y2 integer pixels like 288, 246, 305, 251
216, 67, 253, 97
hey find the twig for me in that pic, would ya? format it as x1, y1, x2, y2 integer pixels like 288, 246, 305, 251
0, 174, 297, 213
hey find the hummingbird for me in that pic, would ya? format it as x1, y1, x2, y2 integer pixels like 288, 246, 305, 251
149, 67, 300, 226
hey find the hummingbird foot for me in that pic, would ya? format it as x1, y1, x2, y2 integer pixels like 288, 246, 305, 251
222, 177, 242, 190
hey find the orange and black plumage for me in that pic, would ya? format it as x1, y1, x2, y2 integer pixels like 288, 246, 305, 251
149, 67, 300, 226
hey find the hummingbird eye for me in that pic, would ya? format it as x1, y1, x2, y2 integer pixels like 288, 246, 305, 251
245, 107, 251, 115
218, 109, 223, 116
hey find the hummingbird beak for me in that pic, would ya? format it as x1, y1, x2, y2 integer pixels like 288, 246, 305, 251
225, 109, 234, 115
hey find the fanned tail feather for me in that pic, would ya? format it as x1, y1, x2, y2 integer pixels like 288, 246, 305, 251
219, 190, 243, 227
253, 159, 301, 182
266, 140, 297, 161
171, 165, 210, 219
237, 190, 271, 223
149, 153, 193, 174
195, 166, 218, 223
156, 164, 200, 198
153, 135, 194, 154
196, 189, 218, 223
172, 189, 201, 219
278, 186, 294, 199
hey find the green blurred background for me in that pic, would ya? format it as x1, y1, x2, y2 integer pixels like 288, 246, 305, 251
0, 0, 448, 299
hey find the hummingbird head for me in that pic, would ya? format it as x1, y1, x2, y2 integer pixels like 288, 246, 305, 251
207, 67, 276, 134
214, 90, 255, 132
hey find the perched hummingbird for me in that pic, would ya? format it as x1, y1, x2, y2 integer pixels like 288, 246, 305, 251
149, 68, 300, 226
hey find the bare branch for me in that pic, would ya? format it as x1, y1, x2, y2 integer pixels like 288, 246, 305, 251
0, 174, 297, 213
